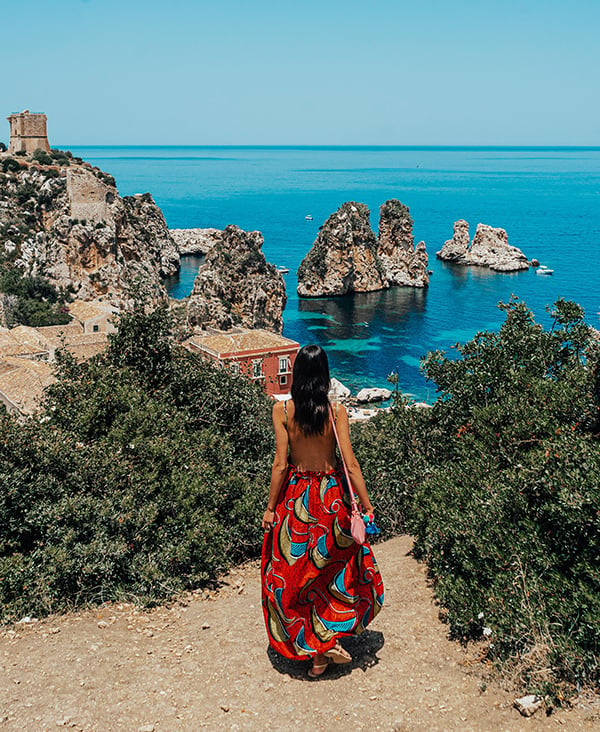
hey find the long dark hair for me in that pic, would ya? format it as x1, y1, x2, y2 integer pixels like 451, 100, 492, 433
291, 344, 331, 435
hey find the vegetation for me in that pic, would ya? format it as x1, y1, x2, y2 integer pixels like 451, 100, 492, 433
1, 157, 26, 174
0, 306, 273, 621
32, 148, 53, 166
0, 269, 71, 327
354, 297, 600, 701
1, 291, 599, 702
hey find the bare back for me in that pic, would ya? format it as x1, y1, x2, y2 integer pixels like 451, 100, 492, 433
284, 399, 337, 472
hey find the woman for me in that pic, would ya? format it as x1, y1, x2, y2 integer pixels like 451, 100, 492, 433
261, 344, 384, 678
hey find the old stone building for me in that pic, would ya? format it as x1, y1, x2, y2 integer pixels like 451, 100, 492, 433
7, 110, 50, 154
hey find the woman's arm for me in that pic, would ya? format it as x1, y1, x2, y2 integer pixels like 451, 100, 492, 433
262, 401, 289, 531
334, 404, 374, 514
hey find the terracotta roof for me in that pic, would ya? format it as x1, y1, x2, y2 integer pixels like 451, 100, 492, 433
60, 333, 109, 362
186, 329, 299, 358
65, 300, 118, 323
36, 323, 84, 340
0, 357, 55, 415
0, 327, 50, 358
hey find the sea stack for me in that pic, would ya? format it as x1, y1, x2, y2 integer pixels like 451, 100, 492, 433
437, 220, 529, 272
377, 199, 429, 287
297, 202, 386, 297
187, 225, 286, 333
297, 199, 428, 297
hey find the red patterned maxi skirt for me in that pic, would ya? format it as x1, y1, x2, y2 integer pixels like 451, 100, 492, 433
261, 464, 384, 660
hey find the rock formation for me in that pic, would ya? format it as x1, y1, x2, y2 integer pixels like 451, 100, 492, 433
377, 200, 429, 287
170, 228, 221, 255
297, 200, 428, 297
297, 202, 385, 297
437, 220, 529, 272
187, 225, 286, 333
0, 152, 180, 307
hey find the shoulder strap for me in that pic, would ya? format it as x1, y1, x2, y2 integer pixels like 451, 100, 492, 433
283, 399, 288, 427
329, 405, 358, 512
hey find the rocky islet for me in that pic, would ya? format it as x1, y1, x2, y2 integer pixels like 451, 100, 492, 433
437, 219, 530, 271
297, 199, 429, 297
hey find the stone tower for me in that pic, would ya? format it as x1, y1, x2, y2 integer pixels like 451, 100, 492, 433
7, 110, 50, 154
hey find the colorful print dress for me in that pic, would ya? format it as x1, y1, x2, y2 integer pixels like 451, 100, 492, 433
261, 463, 384, 660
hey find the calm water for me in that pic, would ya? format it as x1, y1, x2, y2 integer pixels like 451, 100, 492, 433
70, 146, 600, 401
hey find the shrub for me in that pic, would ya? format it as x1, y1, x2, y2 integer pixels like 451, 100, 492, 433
0, 269, 71, 326
353, 297, 600, 701
0, 306, 273, 621
410, 298, 600, 699
2, 158, 25, 174
32, 149, 53, 166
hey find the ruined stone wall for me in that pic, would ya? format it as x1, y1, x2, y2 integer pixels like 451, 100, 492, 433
7, 112, 50, 154
67, 168, 112, 223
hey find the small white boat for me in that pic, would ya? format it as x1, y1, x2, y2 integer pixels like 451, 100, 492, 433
305, 215, 313, 221
536, 265, 554, 276
276, 266, 289, 274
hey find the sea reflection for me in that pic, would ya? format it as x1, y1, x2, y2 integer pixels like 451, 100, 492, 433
295, 288, 429, 392
298, 287, 427, 334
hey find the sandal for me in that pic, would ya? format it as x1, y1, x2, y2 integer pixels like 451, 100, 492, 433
324, 642, 352, 665
308, 659, 329, 678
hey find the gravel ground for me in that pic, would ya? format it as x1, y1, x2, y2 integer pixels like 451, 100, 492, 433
1, 536, 599, 731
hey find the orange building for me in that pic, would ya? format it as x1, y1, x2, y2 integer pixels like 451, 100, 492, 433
183, 328, 300, 397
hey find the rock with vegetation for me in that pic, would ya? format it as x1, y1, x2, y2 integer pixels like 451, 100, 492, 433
377, 199, 429, 287
187, 224, 286, 332
437, 220, 529, 271
0, 150, 180, 315
297, 200, 428, 297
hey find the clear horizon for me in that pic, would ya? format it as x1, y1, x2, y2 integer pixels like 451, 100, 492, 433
2, 0, 599, 147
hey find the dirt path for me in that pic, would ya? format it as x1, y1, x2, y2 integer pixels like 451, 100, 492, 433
1, 536, 598, 731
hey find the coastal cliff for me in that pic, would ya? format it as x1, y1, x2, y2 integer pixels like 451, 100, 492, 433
187, 225, 286, 333
0, 152, 179, 307
297, 200, 428, 297
437, 220, 529, 272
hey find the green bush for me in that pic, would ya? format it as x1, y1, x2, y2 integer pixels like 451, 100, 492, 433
2, 158, 25, 174
354, 297, 600, 701
0, 270, 70, 327
0, 306, 273, 621
50, 149, 71, 166
32, 149, 53, 166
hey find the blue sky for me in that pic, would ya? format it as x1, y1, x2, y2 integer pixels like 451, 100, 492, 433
2, 0, 599, 145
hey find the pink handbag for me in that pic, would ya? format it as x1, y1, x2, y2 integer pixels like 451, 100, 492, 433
329, 405, 366, 545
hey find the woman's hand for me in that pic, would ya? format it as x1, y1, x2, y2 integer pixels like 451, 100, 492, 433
262, 508, 275, 531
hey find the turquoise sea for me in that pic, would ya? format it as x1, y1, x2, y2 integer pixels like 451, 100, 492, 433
69, 146, 600, 402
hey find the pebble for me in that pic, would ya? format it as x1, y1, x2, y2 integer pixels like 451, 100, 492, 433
137, 725, 155, 732
514, 694, 543, 717
97, 621, 108, 629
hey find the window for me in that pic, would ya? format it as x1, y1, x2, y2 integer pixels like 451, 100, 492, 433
92, 324, 99, 333
252, 359, 263, 379
229, 362, 240, 376
280, 374, 287, 386
278, 356, 289, 374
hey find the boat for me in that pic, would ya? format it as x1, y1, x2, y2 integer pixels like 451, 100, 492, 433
536, 265, 554, 276
276, 266, 289, 274
305, 215, 313, 221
